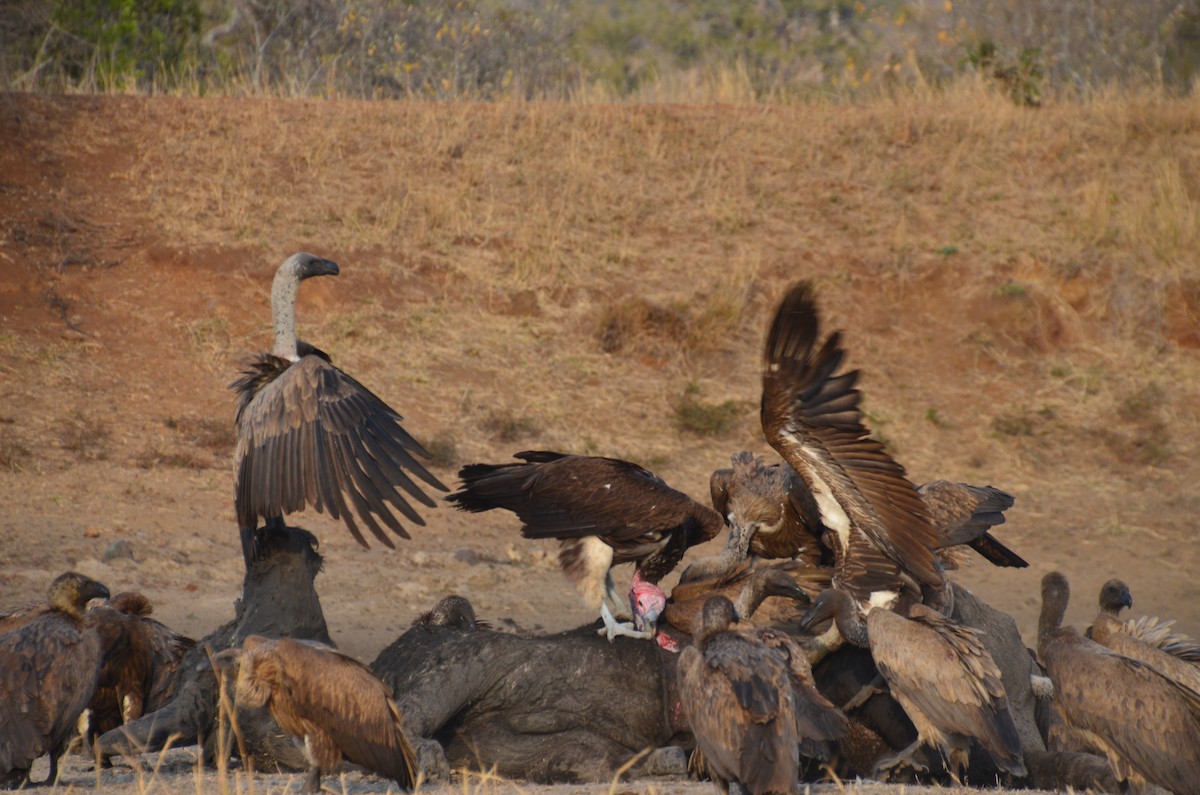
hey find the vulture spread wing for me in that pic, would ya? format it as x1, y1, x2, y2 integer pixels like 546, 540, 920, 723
237, 636, 416, 789
233, 353, 446, 561
760, 283, 943, 597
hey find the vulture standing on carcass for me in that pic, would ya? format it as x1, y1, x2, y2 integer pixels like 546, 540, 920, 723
1037, 571, 1200, 795
0, 572, 110, 787
86, 591, 196, 737
799, 587, 1026, 782
217, 635, 417, 794
679, 595, 845, 795
446, 450, 723, 642
231, 252, 447, 568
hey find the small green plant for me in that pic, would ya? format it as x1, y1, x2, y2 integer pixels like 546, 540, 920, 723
995, 282, 1027, 298
674, 384, 744, 436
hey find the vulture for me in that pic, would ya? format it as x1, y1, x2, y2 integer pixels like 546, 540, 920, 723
678, 595, 845, 795
665, 561, 828, 637
799, 587, 1026, 782
1037, 571, 1200, 795
231, 252, 447, 567
411, 594, 489, 631
758, 282, 945, 625
1085, 578, 1200, 663
446, 450, 723, 641
86, 591, 196, 737
1084, 579, 1200, 696
217, 635, 417, 794
686, 455, 1025, 583
0, 572, 110, 787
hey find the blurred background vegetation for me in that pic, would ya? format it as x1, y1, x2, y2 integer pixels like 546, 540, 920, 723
2, 0, 1198, 99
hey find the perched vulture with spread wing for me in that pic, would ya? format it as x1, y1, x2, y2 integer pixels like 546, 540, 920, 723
231, 252, 446, 567
1038, 571, 1200, 795
217, 635, 416, 794
799, 587, 1026, 782
1085, 578, 1200, 664
86, 591, 196, 737
679, 596, 845, 795
0, 572, 110, 787
446, 451, 723, 642
759, 282, 944, 626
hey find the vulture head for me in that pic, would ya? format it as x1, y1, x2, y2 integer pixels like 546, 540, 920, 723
797, 587, 847, 634
271, 252, 340, 361
630, 571, 667, 633
48, 571, 111, 617
413, 595, 487, 631
282, 252, 340, 282
1098, 578, 1133, 616
693, 595, 738, 644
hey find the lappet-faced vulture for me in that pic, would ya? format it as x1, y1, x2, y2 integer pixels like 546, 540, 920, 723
0, 572, 110, 787
231, 252, 447, 568
799, 587, 1026, 782
759, 283, 944, 630
1038, 571, 1200, 795
679, 596, 845, 795
446, 450, 723, 643
217, 635, 417, 794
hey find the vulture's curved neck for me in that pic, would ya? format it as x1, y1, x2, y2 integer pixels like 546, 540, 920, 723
271, 266, 301, 360
1038, 589, 1068, 647
834, 601, 871, 648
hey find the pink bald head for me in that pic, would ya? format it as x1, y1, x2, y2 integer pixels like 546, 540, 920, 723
630, 571, 667, 634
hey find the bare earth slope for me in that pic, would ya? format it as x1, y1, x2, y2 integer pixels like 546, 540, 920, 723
0, 90, 1198, 790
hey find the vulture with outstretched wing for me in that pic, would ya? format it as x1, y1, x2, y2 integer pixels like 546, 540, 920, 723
800, 587, 1026, 782
218, 635, 417, 794
0, 572, 110, 787
447, 450, 723, 642
232, 252, 446, 567
1038, 572, 1200, 795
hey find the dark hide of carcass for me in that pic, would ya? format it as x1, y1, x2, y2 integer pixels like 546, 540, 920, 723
371, 622, 691, 783
97, 526, 329, 770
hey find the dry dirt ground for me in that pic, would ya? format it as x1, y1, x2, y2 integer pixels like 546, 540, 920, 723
1, 91, 1198, 794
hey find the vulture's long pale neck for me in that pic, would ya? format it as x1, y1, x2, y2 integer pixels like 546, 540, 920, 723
834, 599, 871, 649
271, 265, 301, 360
1038, 577, 1070, 647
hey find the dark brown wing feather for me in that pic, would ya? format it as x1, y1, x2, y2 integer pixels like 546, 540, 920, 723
447, 451, 722, 567
760, 283, 942, 592
918, 480, 1027, 568
1042, 628, 1200, 794
244, 637, 416, 789
868, 604, 1025, 774
233, 354, 446, 561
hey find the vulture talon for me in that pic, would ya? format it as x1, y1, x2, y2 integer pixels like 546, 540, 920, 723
599, 602, 653, 642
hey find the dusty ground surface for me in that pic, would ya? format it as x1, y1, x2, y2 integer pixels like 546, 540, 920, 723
1, 90, 1198, 793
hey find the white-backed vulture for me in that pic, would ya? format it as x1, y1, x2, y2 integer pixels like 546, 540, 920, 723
218, 635, 416, 794
799, 587, 1026, 782
679, 596, 844, 795
446, 450, 723, 642
1086, 578, 1200, 665
759, 282, 943, 623
0, 572, 110, 787
231, 252, 447, 567
1038, 571, 1200, 795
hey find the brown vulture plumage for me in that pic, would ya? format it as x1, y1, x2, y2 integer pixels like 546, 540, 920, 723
759, 282, 944, 615
1038, 571, 1200, 795
411, 594, 489, 631
799, 588, 1026, 781
86, 591, 196, 737
665, 561, 828, 636
0, 572, 110, 787
916, 480, 1027, 569
678, 596, 845, 795
231, 252, 447, 568
218, 635, 417, 794
446, 450, 723, 641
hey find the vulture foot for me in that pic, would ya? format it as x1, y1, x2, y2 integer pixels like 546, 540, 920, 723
414, 738, 450, 784
841, 673, 887, 712
598, 603, 653, 642
302, 765, 321, 794
642, 746, 689, 777
874, 740, 928, 781
1030, 673, 1055, 699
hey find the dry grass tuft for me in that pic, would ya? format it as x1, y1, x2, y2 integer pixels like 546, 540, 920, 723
0, 420, 32, 473
59, 410, 111, 461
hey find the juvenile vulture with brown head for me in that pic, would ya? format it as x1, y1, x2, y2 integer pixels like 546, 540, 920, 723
1038, 571, 1200, 795
217, 635, 417, 794
447, 451, 723, 642
759, 282, 944, 631
799, 587, 1026, 782
86, 591, 196, 737
0, 572, 110, 787
232, 252, 447, 568
679, 595, 845, 795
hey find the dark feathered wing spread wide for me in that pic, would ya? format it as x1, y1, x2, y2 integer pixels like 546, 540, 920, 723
760, 282, 943, 598
232, 353, 447, 562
